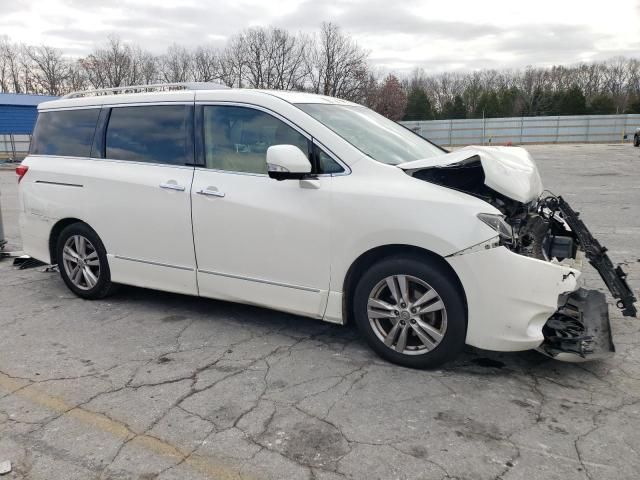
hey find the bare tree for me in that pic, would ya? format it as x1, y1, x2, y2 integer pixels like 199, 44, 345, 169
129, 46, 158, 85
193, 46, 220, 82
66, 60, 88, 93
0, 39, 25, 92
234, 27, 309, 90
307, 22, 370, 101
26, 45, 68, 95
219, 35, 246, 87
159, 44, 192, 83
82, 35, 133, 88
2, 26, 640, 118
603, 57, 632, 112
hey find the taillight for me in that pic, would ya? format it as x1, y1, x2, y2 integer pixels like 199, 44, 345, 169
16, 164, 29, 183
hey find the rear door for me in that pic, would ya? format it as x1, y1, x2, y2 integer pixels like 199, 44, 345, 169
89, 103, 198, 295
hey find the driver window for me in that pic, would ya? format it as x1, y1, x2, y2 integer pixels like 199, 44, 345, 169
203, 106, 309, 174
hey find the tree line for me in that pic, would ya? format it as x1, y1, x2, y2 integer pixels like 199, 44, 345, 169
397, 59, 640, 121
0, 23, 369, 103
1, 24, 639, 121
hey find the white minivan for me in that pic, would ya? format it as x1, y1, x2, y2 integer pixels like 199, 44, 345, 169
17, 83, 636, 368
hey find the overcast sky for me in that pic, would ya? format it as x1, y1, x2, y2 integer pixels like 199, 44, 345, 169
2, 0, 639, 73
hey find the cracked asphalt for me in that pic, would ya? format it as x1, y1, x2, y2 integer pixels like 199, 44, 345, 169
1, 143, 639, 480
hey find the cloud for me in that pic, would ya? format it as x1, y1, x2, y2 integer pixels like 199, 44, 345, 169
0, 0, 638, 72
275, 0, 503, 39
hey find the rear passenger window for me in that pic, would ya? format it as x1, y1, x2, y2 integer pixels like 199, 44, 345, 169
105, 105, 190, 165
30, 109, 100, 157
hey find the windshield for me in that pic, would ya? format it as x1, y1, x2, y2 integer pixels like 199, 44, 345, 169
296, 103, 444, 165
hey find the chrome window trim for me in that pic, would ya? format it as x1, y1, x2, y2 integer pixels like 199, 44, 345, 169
193, 166, 267, 178
198, 268, 321, 293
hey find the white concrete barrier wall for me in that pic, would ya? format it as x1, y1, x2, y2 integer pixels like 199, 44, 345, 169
401, 114, 640, 147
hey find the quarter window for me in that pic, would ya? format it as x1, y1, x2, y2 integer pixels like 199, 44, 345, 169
203, 106, 309, 174
317, 149, 344, 174
30, 109, 100, 157
105, 105, 190, 165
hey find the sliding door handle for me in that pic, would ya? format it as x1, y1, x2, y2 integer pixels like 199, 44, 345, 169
197, 187, 225, 198
159, 182, 186, 191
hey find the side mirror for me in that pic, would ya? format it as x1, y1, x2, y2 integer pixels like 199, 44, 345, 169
266, 145, 312, 181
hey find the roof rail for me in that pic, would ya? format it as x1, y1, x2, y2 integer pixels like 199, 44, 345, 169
62, 82, 230, 99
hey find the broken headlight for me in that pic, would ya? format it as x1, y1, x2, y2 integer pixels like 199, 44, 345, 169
477, 213, 514, 243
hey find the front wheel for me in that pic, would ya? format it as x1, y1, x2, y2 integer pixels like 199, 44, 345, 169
56, 223, 116, 299
353, 255, 467, 369
634, 135, 639, 147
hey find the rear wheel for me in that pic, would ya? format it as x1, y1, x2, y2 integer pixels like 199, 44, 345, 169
634, 134, 639, 147
353, 255, 466, 369
56, 223, 116, 299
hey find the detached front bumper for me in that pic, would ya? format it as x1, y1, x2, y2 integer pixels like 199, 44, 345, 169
447, 246, 582, 352
537, 288, 615, 362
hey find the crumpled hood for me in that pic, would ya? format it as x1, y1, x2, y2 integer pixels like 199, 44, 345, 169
397, 146, 544, 204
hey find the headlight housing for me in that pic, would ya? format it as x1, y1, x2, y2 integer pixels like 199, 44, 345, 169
477, 213, 514, 242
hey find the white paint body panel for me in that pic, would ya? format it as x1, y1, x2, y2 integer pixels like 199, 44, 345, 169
19, 156, 198, 295
398, 145, 544, 204
17, 88, 582, 353
191, 169, 332, 318
447, 247, 579, 351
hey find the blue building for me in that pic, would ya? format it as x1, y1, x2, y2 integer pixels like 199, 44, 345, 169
0, 93, 58, 160
0, 93, 58, 135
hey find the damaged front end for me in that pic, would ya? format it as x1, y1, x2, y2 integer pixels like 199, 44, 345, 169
399, 146, 637, 362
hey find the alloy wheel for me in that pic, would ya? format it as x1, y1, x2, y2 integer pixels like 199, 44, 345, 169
62, 235, 101, 291
367, 274, 447, 355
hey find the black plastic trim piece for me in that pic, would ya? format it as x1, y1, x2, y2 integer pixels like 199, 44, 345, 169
552, 196, 637, 317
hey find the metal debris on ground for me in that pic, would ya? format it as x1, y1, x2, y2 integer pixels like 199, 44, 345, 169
12, 254, 46, 270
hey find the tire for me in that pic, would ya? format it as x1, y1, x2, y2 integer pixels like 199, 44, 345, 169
353, 255, 466, 369
634, 135, 639, 147
56, 222, 117, 300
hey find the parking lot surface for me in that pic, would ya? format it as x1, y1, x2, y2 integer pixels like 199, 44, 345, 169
1, 143, 639, 480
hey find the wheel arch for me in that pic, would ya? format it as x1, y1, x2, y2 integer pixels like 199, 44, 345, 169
341, 244, 467, 325
48, 217, 88, 264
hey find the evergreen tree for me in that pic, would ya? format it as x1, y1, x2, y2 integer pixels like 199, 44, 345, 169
626, 97, 640, 114
589, 95, 617, 114
558, 85, 587, 115
474, 91, 501, 118
441, 95, 467, 119
404, 87, 434, 120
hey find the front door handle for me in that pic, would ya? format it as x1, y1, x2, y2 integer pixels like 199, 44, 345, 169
160, 182, 185, 191
197, 187, 225, 198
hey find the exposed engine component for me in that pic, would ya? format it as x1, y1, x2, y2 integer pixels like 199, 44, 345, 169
516, 213, 550, 260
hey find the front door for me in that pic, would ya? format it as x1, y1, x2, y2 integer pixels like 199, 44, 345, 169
191, 105, 332, 317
